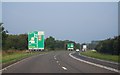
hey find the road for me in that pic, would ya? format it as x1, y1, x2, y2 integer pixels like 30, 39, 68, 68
2, 51, 118, 73
72, 52, 119, 70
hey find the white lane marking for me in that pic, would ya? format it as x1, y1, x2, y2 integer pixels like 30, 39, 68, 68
56, 61, 59, 63
0, 53, 48, 72
54, 55, 67, 71
69, 52, 120, 73
54, 58, 56, 60
62, 67, 67, 70
0, 70, 2, 73
54, 55, 56, 58
54, 55, 57, 60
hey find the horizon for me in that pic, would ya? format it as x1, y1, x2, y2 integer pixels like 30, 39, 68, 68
2, 2, 118, 43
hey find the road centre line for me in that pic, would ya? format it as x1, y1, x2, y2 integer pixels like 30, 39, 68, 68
62, 67, 67, 70
56, 61, 59, 63
54, 55, 68, 71
54, 55, 56, 58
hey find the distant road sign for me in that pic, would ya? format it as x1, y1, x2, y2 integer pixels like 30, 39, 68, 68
82, 45, 87, 51
83, 45, 87, 49
28, 31, 44, 50
67, 43, 74, 50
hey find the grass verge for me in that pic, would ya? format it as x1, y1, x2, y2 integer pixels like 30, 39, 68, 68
80, 50, 119, 63
1, 51, 47, 64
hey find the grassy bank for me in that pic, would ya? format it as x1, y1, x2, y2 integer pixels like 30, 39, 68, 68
1, 50, 47, 64
80, 50, 119, 63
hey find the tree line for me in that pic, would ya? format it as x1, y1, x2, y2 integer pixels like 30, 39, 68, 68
1, 23, 119, 55
1, 23, 80, 51
2, 35, 80, 51
45, 36, 80, 50
95, 36, 119, 55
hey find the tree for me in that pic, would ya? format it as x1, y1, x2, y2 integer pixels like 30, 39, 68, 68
0, 23, 8, 50
45, 36, 55, 50
17, 34, 28, 50
95, 36, 119, 55
4, 34, 28, 50
75, 43, 80, 49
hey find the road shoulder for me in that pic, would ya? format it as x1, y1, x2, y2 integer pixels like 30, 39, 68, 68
69, 52, 120, 73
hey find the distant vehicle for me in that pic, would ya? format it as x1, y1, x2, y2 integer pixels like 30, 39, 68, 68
76, 49, 79, 52
91, 49, 96, 52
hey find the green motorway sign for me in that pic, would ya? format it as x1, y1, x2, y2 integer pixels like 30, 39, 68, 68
28, 31, 44, 50
67, 43, 74, 50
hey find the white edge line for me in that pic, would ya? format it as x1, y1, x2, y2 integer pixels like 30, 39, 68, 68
0, 53, 48, 72
69, 52, 120, 73
79, 53, 119, 65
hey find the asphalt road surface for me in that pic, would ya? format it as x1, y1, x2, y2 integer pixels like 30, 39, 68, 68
2, 51, 118, 73
72, 52, 119, 70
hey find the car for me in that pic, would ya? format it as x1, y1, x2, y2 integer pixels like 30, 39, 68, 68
76, 49, 79, 52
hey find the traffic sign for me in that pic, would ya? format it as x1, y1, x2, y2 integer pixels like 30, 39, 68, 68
28, 31, 44, 50
67, 43, 74, 50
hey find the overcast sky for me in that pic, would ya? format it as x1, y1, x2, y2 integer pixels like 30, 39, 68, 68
0, 2, 2, 22
1, 0, 119, 2
2, 2, 118, 43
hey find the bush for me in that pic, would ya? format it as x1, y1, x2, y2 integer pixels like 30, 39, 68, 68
95, 36, 119, 55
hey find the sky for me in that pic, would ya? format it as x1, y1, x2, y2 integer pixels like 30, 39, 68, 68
2, 2, 118, 43
1, 0, 120, 2
118, 2, 120, 35
0, 6, 1, 20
